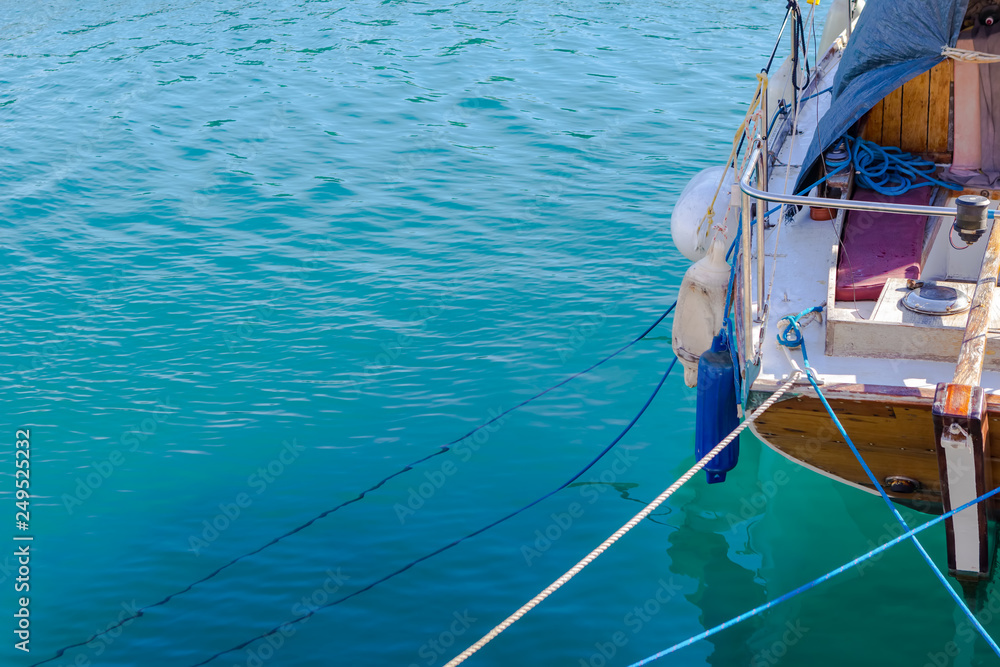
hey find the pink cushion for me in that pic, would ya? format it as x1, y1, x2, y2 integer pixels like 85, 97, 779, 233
834, 187, 931, 301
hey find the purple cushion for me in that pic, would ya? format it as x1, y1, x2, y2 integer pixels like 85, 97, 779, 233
834, 187, 931, 302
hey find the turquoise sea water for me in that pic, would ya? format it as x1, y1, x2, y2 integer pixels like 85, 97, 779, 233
3, 2, 999, 666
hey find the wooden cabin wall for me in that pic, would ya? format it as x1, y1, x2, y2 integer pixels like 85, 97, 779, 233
861, 60, 953, 163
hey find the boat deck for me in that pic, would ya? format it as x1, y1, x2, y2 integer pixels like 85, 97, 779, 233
743, 44, 1000, 506
749, 75, 1000, 398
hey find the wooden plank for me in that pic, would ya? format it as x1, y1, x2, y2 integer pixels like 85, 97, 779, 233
883, 85, 904, 148
756, 406, 936, 452
750, 383, 1000, 418
826, 318, 1000, 368
752, 380, 1000, 409
756, 410, 1000, 470
927, 60, 952, 153
954, 218, 1000, 386
751, 393, 1000, 508
872, 279, 972, 328
777, 395, 899, 418
759, 404, 934, 444
825, 276, 1000, 370
901, 70, 930, 153
863, 100, 884, 144
762, 431, 943, 501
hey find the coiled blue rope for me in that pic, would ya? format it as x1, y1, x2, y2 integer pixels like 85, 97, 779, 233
761, 133, 961, 221
627, 483, 1000, 666
846, 135, 962, 196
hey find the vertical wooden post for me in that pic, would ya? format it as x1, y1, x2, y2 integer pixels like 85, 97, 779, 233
932, 383, 992, 582
933, 215, 1000, 585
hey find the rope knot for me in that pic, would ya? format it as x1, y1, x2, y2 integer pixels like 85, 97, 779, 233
777, 306, 824, 350
942, 45, 1000, 63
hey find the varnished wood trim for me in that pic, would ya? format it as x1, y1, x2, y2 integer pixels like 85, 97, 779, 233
748, 386, 1000, 513
955, 214, 1000, 386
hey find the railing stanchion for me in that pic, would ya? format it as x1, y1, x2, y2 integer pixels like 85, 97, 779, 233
755, 141, 767, 324
741, 177, 754, 367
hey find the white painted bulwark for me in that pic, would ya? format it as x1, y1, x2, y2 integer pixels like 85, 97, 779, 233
941, 427, 983, 575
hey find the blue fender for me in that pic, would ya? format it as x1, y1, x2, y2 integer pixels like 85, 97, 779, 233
695, 332, 741, 483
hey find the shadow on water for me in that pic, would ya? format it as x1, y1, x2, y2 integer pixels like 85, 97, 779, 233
567, 480, 675, 526
661, 432, 770, 665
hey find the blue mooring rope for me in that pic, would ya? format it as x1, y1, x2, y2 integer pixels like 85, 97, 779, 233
780, 307, 1000, 656
649, 134, 985, 663
627, 483, 1000, 666
629, 310, 1000, 665
188, 358, 679, 666
775, 305, 822, 355
35, 305, 678, 667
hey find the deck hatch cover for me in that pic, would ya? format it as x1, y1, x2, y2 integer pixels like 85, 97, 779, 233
901, 283, 972, 315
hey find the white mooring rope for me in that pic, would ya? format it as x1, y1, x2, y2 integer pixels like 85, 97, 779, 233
942, 46, 1000, 63
443, 371, 802, 667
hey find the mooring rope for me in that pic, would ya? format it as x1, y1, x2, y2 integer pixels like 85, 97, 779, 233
628, 483, 1000, 665
442, 372, 802, 667
778, 308, 1000, 657
942, 45, 1000, 63
34, 303, 676, 667
186, 358, 678, 666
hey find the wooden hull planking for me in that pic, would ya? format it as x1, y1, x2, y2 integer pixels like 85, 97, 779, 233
748, 383, 1000, 512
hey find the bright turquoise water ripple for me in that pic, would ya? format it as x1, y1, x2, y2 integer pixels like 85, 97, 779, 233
2, 1, 997, 666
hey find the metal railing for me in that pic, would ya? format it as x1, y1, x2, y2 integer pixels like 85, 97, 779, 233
739, 141, 989, 219
736, 138, 995, 366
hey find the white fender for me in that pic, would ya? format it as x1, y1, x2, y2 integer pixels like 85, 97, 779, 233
670, 166, 736, 262
671, 238, 731, 387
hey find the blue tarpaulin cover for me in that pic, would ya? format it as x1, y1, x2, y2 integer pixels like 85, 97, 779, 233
795, 0, 969, 191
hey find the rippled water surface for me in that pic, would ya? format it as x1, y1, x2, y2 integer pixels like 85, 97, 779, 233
2, 2, 996, 666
